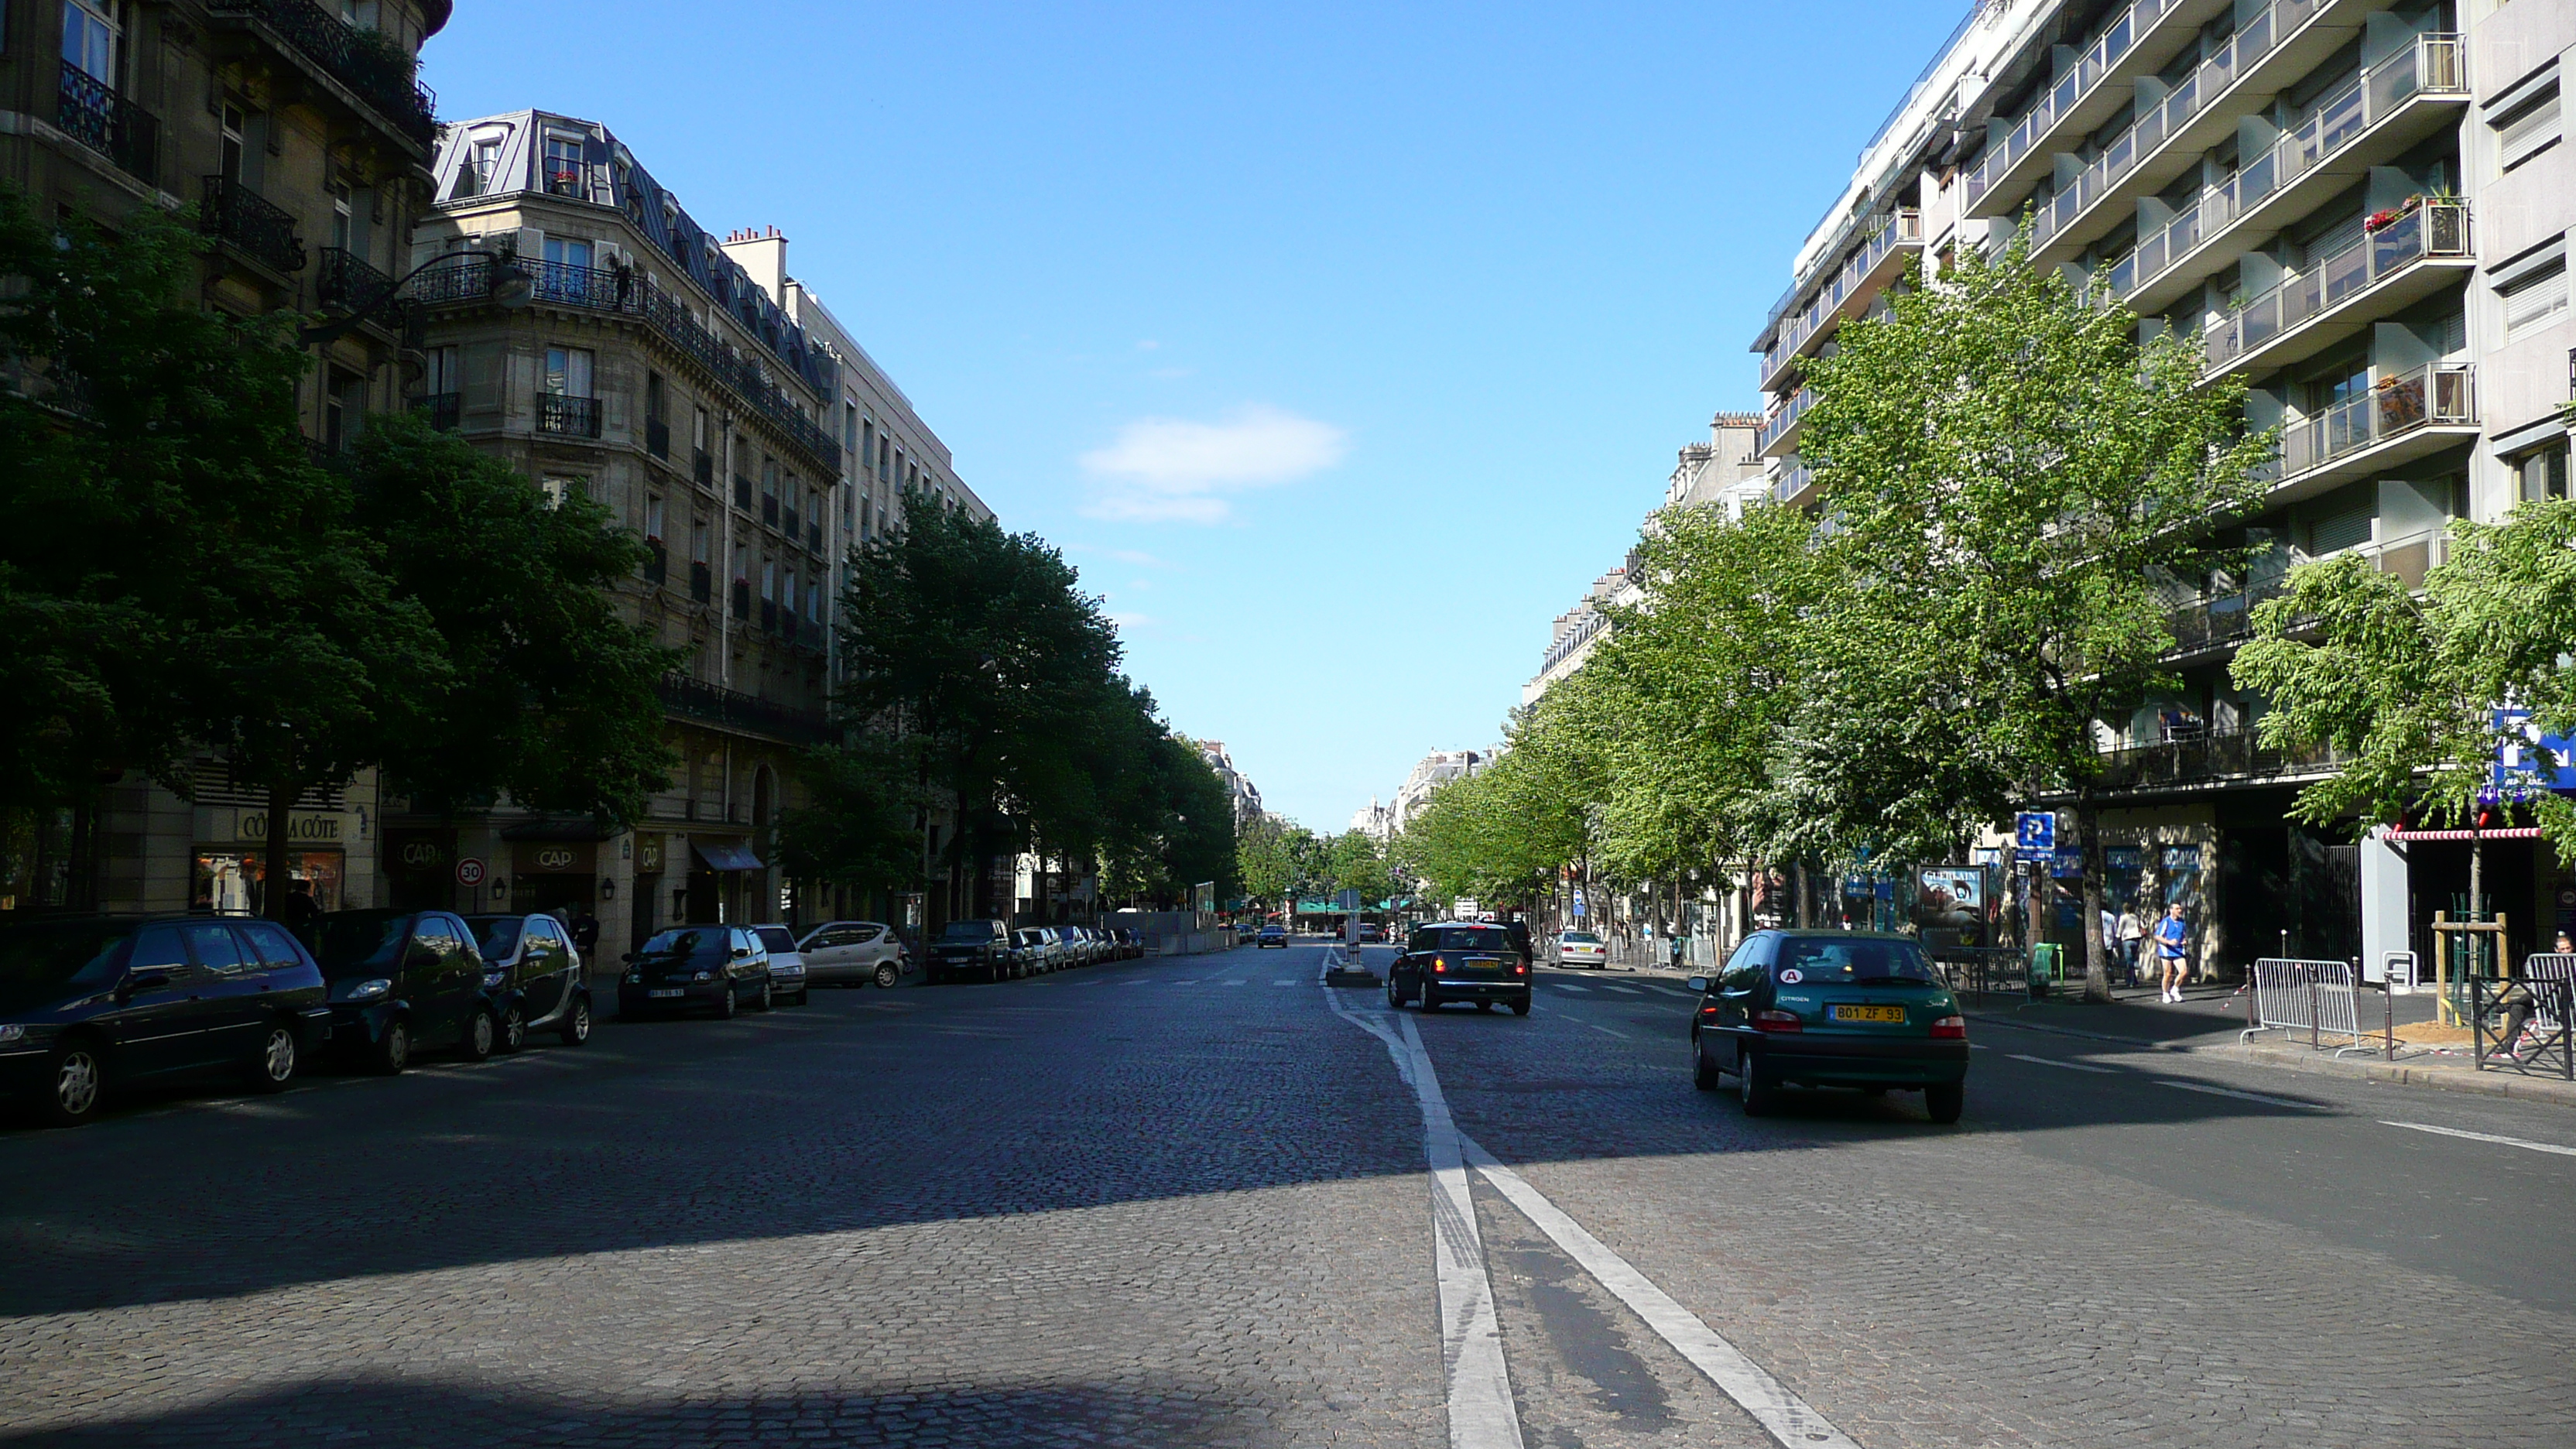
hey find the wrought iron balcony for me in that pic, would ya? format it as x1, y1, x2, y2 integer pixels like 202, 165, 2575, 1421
200, 176, 305, 275
732, 579, 752, 617
318, 247, 396, 317
762, 494, 779, 527
690, 561, 713, 604
694, 448, 714, 488
536, 392, 603, 439
205, 0, 437, 148
655, 673, 832, 745
809, 520, 824, 553
2205, 203, 2471, 376
760, 599, 779, 634
57, 61, 158, 184
781, 503, 800, 536
646, 416, 671, 461
643, 540, 667, 585
417, 392, 461, 432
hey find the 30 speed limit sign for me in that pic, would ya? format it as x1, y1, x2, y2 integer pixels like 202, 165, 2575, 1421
454, 858, 488, 888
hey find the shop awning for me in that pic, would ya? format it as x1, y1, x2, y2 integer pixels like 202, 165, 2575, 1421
2382, 827, 2544, 841
692, 841, 767, 872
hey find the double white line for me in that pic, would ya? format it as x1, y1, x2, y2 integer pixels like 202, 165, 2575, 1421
1326, 991, 1858, 1449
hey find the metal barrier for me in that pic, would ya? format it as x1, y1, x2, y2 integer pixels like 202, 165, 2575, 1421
1929, 947, 2032, 1000
2472, 955, 2576, 1079
2240, 958, 2375, 1056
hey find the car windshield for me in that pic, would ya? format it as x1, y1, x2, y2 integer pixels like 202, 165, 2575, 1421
463, 916, 523, 961
639, 927, 728, 963
313, 911, 410, 978
0, 920, 135, 1015
939, 921, 995, 940
1562, 931, 1601, 944
1775, 937, 1940, 985
754, 927, 797, 954
1018, 930, 1048, 945
1417, 927, 1516, 953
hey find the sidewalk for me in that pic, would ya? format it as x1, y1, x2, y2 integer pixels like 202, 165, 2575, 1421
1959, 984, 2576, 1110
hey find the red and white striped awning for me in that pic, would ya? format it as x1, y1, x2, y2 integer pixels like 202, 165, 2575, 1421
2380, 826, 2545, 841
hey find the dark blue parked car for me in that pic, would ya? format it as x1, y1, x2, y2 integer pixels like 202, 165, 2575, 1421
0, 915, 330, 1127
312, 909, 498, 1075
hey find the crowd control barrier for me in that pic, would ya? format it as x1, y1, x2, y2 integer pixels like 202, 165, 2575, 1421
2240, 958, 2374, 1056
2472, 955, 2576, 1079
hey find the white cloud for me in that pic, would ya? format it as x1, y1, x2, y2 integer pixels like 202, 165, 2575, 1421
1078, 405, 1348, 524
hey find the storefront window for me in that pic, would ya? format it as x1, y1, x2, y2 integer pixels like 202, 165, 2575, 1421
194, 851, 344, 916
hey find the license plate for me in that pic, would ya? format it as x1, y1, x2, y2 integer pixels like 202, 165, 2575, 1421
1830, 1004, 1906, 1023
647, 988, 686, 999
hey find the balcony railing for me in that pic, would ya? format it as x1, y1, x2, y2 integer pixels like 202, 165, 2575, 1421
781, 503, 800, 536
655, 673, 833, 746
2206, 203, 2471, 374
57, 61, 158, 183
646, 416, 671, 460
762, 494, 779, 527
2092, 33, 2466, 303
2163, 577, 2290, 658
690, 561, 713, 604
1772, 458, 1813, 505
536, 392, 603, 439
643, 540, 667, 586
810, 520, 824, 553
417, 392, 461, 432
2274, 363, 2475, 482
1759, 210, 1922, 382
693, 448, 714, 488
205, 0, 438, 147
1758, 386, 1816, 456
318, 246, 396, 317
200, 176, 305, 275
2094, 728, 2344, 793
732, 580, 751, 617
1965, 0, 2177, 210
410, 255, 839, 473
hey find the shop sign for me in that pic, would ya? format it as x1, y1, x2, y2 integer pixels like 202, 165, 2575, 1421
387, 832, 452, 872
512, 841, 597, 875
230, 810, 351, 844
638, 837, 664, 872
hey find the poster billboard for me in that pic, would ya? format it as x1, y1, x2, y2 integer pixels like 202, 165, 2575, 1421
1915, 866, 1989, 947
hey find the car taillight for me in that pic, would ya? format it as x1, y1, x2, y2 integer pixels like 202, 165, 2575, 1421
1697, 1003, 1718, 1019
1512, 961, 1528, 975
1752, 1009, 1801, 1033
1930, 1015, 1967, 1040
1432, 956, 1447, 974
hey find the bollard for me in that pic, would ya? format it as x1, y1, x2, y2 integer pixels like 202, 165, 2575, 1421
2310, 981, 2321, 1050
2386, 979, 2396, 1061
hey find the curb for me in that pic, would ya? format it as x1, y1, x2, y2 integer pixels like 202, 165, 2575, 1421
1961, 1009, 2576, 1111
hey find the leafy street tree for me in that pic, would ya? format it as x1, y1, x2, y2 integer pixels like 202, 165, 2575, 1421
1235, 815, 1308, 916
1326, 829, 1394, 910
1784, 238, 2273, 1001
777, 735, 927, 898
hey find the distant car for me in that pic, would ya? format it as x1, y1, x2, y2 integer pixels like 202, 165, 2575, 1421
1112, 928, 1142, 961
1386, 921, 1531, 1016
750, 925, 810, 1005
798, 920, 909, 988
0, 915, 331, 1127
1358, 923, 1385, 944
315, 909, 502, 1073
1052, 924, 1092, 968
1255, 926, 1288, 948
1687, 930, 1966, 1122
1555, 930, 1609, 969
464, 913, 593, 1048
1016, 927, 1064, 974
929, 919, 1012, 984
620, 924, 773, 1017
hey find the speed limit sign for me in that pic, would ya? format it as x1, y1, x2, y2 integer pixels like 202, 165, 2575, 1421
454, 858, 487, 888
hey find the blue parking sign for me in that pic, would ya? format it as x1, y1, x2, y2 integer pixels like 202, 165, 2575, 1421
2014, 811, 2056, 862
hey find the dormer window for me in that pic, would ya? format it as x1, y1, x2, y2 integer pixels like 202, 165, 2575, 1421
543, 135, 585, 198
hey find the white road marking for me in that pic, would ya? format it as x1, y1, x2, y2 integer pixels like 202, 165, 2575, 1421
2156, 1079, 2319, 1109
2006, 1053, 2114, 1074
1554, 984, 1592, 994
1589, 1023, 1628, 1039
1273, 978, 1298, 985
1224, 979, 1248, 986
2381, 1121, 2576, 1158
1603, 985, 1644, 995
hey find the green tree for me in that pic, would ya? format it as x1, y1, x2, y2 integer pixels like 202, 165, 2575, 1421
1326, 828, 1393, 908
777, 735, 927, 895
1786, 236, 2273, 999
1236, 815, 1310, 915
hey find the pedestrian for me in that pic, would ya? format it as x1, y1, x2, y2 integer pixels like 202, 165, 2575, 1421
278, 878, 320, 938
570, 906, 601, 957
2494, 930, 2574, 1063
2117, 905, 2146, 987
2153, 902, 2191, 1002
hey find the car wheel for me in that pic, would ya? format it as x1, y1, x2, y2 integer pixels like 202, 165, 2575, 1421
245, 1021, 299, 1094
1738, 1052, 1778, 1116
1692, 1036, 1721, 1092
40, 1041, 107, 1127
1511, 997, 1531, 1017
1385, 978, 1403, 1009
1924, 1082, 1964, 1125
372, 1019, 412, 1076
559, 995, 592, 1046
875, 961, 900, 989
498, 1004, 527, 1053
753, 980, 774, 1012
1417, 987, 1438, 1012
714, 982, 738, 1019
461, 1008, 498, 1062
1476, 1000, 1493, 1012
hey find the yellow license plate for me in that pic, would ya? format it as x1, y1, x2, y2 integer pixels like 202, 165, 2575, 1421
1829, 1005, 1907, 1023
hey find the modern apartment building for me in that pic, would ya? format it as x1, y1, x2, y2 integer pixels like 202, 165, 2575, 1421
0, 0, 452, 919
1752, 0, 2575, 974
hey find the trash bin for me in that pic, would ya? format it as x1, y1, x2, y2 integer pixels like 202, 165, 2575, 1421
2027, 944, 2061, 999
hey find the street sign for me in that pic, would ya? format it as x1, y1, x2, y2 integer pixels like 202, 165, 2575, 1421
454, 857, 487, 888
1336, 888, 1361, 912
2013, 811, 2056, 862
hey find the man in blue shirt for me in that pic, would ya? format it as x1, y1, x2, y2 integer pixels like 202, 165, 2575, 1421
2153, 902, 2191, 1002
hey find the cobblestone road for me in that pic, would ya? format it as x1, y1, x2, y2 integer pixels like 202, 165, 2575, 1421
4, 941, 2571, 1447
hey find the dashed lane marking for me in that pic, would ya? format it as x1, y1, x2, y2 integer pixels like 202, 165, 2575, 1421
2156, 1079, 2321, 1110
2006, 1053, 2115, 1074
2381, 1120, 2576, 1158
1588, 1023, 1628, 1039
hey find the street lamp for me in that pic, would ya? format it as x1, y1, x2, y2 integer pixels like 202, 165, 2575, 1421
300, 254, 536, 348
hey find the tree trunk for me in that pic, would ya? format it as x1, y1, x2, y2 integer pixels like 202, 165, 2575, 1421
263, 776, 298, 922
2075, 798, 2112, 1002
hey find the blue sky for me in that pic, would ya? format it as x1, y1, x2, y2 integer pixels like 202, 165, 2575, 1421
429, 1, 1968, 834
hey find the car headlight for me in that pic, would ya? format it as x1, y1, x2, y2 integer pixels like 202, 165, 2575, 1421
0, 1024, 25, 1045
692, 970, 715, 981
624, 971, 642, 983
348, 979, 392, 1002
483, 970, 506, 988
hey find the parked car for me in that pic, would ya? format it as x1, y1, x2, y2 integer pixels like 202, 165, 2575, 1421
1044, 924, 1085, 968
749, 925, 810, 1005
1111, 927, 1142, 961
311, 909, 504, 1074
0, 915, 330, 1127
798, 920, 909, 988
1358, 923, 1385, 944
928, 919, 1013, 983
1015, 928, 1064, 973
1255, 925, 1289, 948
1079, 926, 1109, 964
464, 913, 592, 1049
1555, 930, 1610, 969
620, 924, 773, 1017
1686, 930, 1967, 1122
1386, 921, 1532, 1016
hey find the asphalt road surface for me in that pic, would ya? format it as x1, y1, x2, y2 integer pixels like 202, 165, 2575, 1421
3, 939, 2571, 1447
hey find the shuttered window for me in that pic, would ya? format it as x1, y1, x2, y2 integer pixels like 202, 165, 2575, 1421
2502, 263, 2568, 342
2311, 505, 2373, 555
2498, 87, 2561, 172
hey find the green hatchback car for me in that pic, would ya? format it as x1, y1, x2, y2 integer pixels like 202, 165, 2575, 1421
1687, 930, 1967, 1122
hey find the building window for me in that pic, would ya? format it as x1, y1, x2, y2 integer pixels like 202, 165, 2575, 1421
543, 346, 594, 398
542, 135, 585, 197
694, 406, 709, 451
2502, 262, 2568, 344
542, 235, 594, 273
2519, 440, 2571, 503
63, 1, 118, 84
540, 475, 586, 509
844, 402, 859, 454
220, 103, 246, 183
645, 493, 665, 543
2496, 84, 2562, 173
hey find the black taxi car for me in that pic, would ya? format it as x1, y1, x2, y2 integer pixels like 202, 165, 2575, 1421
1687, 930, 1967, 1122
1386, 920, 1532, 1016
